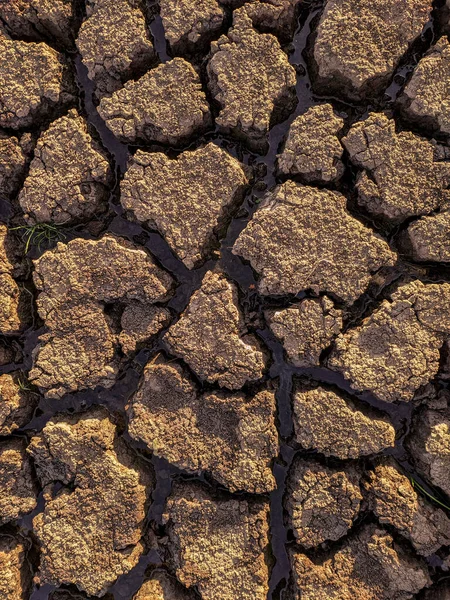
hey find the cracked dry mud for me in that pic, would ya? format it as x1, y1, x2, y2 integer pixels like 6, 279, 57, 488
2, 1, 450, 599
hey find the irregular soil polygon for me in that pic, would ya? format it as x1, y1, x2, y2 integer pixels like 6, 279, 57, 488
98, 58, 211, 146
285, 457, 362, 548
0, 225, 25, 335
292, 383, 396, 459
121, 143, 248, 268
0, 133, 30, 199
277, 104, 345, 183
207, 8, 296, 149
402, 211, 450, 263
0, 438, 37, 525
127, 358, 278, 492
164, 482, 270, 600
233, 181, 396, 303
119, 304, 171, 355
164, 270, 267, 389
0, 373, 37, 435
28, 407, 152, 596
328, 281, 450, 403
133, 570, 198, 600
0, 536, 32, 600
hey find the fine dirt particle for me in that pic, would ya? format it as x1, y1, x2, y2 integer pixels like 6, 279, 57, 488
163, 481, 270, 600
401, 211, 450, 263
0, 225, 25, 335
328, 281, 450, 403
290, 524, 431, 599
343, 112, 450, 224
292, 383, 396, 459
164, 270, 267, 389
0, 133, 30, 199
76, 0, 156, 98
133, 570, 198, 599
364, 458, 450, 556
232, 181, 396, 303
28, 407, 152, 596
0, 536, 32, 600
29, 235, 173, 399
0, 373, 38, 435
277, 104, 345, 183
98, 58, 211, 145
127, 358, 278, 493
120, 143, 248, 269
0, 438, 37, 525
19, 109, 113, 225
312, 0, 432, 102
266, 296, 342, 367
207, 7, 297, 150
285, 457, 362, 548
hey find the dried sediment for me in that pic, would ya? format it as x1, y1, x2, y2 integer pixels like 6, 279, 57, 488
402, 211, 450, 263
133, 570, 198, 599
0, 373, 38, 435
0, 225, 25, 335
0, 536, 32, 600
0, 438, 37, 525
0, 133, 31, 199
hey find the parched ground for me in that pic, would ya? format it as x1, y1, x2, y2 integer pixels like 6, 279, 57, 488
1, 1, 450, 599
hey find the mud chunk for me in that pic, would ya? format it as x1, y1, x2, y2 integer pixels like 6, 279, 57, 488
277, 104, 345, 183
365, 458, 450, 556
0, 35, 75, 130
266, 297, 342, 367
328, 281, 450, 403
0, 225, 24, 335
76, 0, 156, 98
312, 0, 432, 101
121, 143, 247, 268
0, 373, 37, 435
98, 58, 211, 145
127, 359, 278, 492
0, 438, 37, 525
286, 457, 362, 548
164, 482, 270, 600
134, 570, 197, 600
164, 271, 267, 389
293, 384, 395, 459
19, 110, 112, 225
30, 236, 173, 399
28, 408, 152, 596
233, 181, 396, 303
343, 112, 450, 224
0, 133, 29, 198
290, 524, 431, 599
207, 8, 296, 150
119, 304, 171, 355
0, 537, 32, 600
402, 211, 450, 263
160, 0, 225, 54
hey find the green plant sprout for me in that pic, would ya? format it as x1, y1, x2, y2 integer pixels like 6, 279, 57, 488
11, 223, 67, 254
410, 477, 450, 512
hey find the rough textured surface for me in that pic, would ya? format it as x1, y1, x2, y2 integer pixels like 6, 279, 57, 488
293, 384, 396, 459
28, 407, 152, 596
0, 34, 74, 130
266, 297, 342, 367
164, 271, 267, 389
134, 570, 198, 600
277, 104, 344, 182
0, 373, 37, 435
160, 0, 225, 54
19, 110, 112, 225
0, 438, 37, 525
233, 181, 396, 303
121, 143, 247, 268
286, 457, 362, 548
403, 211, 450, 263
119, 304, 171, 355
164, 482, 270, 600
290, 524, 431, 599
328, 281, 450, 403
343, 112, 450, 223
0, 133, 30, 198
207, 8, 296, 149
220, 0, 301, 40
30, 236, 173, 399
0, 536, 32, 600
0, 225, 24, 335
423, 581, 450, 600
98, 58, 211, 145
365, 458, 450, 556
127, 359, 278, 492
313, 0, 432, 101
77, 0, 156, 98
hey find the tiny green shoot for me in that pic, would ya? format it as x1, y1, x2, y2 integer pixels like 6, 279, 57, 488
410, 477, 450, 512
11, 223, 67, 254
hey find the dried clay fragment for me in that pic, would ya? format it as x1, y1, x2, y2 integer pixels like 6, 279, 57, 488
121, 143, 247, 269
0, 225, 25, 335
28, 407, 152, 596
328, 281, 450, 403
292, 383, 395, 459
290, 524, 431, 600
0, 536, 32, 600
0, 373, 37, 435
285, 457, 362, 548
98, 58, 211, 145
77, 0, 156, 98
133, 570, 197, 600
343, 112, 450, 224
0, 438, 37, 525
0, 133, 30, 199
233, 181, 396, 303
127, 358, 278, 493
312, 0, 432, 101
164, 482, 270, 600
402, 211, 450, 263
207, 8, 296, 150
19, 110, 113, 225
30, 236, 173, 399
